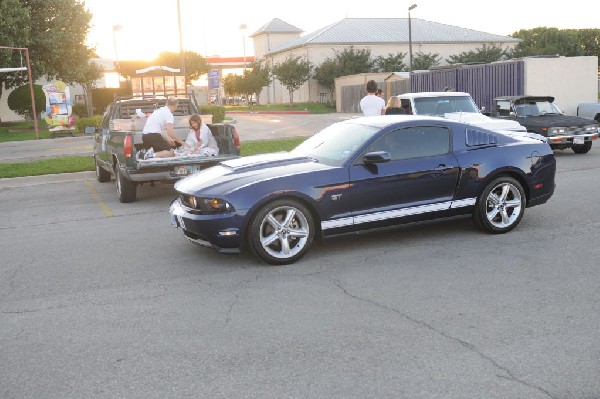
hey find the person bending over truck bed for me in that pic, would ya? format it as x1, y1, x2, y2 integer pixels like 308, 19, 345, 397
142, 97, 189, 158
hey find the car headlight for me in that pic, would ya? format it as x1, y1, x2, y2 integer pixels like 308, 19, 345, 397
546, 127, 566, 135
179, 194, 234, 214
584, 125, 598, 132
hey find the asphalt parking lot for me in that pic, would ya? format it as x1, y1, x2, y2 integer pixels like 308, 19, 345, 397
1, 118, 599, 398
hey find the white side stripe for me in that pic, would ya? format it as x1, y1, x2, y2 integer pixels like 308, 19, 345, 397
321, 198, 476, 230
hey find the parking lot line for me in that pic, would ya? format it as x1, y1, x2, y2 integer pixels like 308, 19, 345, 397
84, 180, 113, 217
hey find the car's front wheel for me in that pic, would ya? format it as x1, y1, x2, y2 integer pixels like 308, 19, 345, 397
473, 176, 525, 234
572, 141, 592, 154
248, 199, 315, 265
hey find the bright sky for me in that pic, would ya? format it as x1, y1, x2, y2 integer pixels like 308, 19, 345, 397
85, 0, 599, 61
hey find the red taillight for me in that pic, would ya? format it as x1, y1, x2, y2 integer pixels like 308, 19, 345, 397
232, 127, 241, 150
534, 183, 543, 189
124, 135, 134, 158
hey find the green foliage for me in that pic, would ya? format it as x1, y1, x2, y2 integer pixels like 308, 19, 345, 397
272, 55, 313, 106
240, 137, 305, 157
574, 29, 600, 66
199, 105, 225, 123
412, 52, 442, 71
224, 102, 335, 114
156, 51, 211, 83
7, 84, 45, 119
0, 120, 51, 141
374, 52, 408, 72
223, 73, 242, 97
0, 0, 31, 101
72, 103, 88, 117
241, 58, 271, 105
75, 115, 103, 133
313, 58, 338, 103
446, 43, 509, 65
0, 156, 94, 178
333, 46, 374, 76
91, 87, 129, 114
510, 27, 584, 58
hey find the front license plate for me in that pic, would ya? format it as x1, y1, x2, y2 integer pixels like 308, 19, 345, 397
174, 165, 199, 175
573, 136, 585, 145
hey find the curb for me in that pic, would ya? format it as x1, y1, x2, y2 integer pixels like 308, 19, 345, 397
226, 110, 310, 115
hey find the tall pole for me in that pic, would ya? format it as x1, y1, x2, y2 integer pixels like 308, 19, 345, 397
177, 0, 186, 88
24, 48, 39, 140
240, 24, 247, 70
408, 4, 417, 73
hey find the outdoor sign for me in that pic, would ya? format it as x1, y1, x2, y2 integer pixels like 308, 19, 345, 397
130, 65, 186, 97
42, 80, 74, 128
208, 70, 219, 89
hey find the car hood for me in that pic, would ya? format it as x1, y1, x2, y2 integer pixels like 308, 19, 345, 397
443, 112, 526, 131
174, 152, 332, 195
513, 114, 596, 128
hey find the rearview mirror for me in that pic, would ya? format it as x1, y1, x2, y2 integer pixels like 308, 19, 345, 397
363, 151, 391, 164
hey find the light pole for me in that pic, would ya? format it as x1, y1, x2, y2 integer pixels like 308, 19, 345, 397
408, 4, 417, 73
177, 0, 186, 87
240, 24, 247, 70
112, 24, 122, 68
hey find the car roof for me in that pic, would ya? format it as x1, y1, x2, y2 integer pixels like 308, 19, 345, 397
396, 92, 473, 98
495, 95, 555, 103
344, 114, 454, 128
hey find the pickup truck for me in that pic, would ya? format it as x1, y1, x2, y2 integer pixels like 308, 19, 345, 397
395, 92, 526, 132
491, 95, 599, 154
577, 102, 600, 123
93, 97, 241, 203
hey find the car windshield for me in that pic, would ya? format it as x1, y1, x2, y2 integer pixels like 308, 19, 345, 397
513, 100, 562, 117
413, 96, 480, 116
291, 122, 380, 166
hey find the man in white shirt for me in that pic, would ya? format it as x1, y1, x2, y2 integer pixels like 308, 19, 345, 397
360, 80, 385, 117
142, 97, 188, 158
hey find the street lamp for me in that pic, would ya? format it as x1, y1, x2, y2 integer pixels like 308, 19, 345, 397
240, 24, 247, 70
408, 3, 417, 73
177, 0, 186, 83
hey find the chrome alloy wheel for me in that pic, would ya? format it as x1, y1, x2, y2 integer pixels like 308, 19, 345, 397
259, 205, 310, 260
485, 182, 523, 229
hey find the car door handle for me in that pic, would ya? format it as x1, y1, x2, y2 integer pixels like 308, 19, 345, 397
435, 164, 452, 171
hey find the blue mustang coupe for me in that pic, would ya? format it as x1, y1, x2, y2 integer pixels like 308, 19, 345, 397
170, 115, 556, 265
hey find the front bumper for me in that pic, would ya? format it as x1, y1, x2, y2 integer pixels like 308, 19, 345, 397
547, 132, 598, 146
169, 199, 244, 254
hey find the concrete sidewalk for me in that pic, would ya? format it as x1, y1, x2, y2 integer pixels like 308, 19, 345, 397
0, 171, 95, 188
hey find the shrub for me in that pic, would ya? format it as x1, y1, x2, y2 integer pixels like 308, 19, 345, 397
199, 105, 225, 123
76, 115, 103, 133
7, 84, 46, 119
72, 103, 88, 117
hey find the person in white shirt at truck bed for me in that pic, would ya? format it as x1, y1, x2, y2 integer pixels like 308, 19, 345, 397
142, 97, 188, 158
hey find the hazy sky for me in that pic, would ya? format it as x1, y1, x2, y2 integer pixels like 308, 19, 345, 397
85, 0, 599, 61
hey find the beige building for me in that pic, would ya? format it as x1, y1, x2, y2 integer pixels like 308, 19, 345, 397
251, 18, 521, 105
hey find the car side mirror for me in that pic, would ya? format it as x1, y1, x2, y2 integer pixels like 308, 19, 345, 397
363, 151, 391, 164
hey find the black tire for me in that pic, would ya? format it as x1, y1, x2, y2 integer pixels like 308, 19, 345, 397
116, 167, 137, 203
248, 199, 315, 265
473, 176, 525, 234
572, 141, 592, 154
95, 157, 111, 182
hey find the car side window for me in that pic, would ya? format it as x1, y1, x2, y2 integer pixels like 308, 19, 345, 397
368, 126, 450, 160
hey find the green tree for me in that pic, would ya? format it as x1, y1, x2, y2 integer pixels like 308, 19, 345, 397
374, 52, 407, 72
333, 46, 374, 76
446, 43, 509, 64
155, 51, 211, 83
241, 58, 271, 106
0, 0, 95, 110
509, 27, 584, 58
313, 58, 337, 104
574, 29, 600, 66
7, 84, 45, 119
68, 60, 103, 116
272, 55, 312, 106
222, 73, 242, 100
412, 52, 441, 71
0, 0, 31, 106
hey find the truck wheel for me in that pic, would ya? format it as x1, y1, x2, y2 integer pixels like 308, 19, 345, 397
473, 176, 525, 234
572, 141, 592, 154
116, 167, 137, 203
248, 199, 315, 265
95, 157, 111, 182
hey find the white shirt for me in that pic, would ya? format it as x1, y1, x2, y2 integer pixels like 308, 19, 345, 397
142, 106, 174, 134
360, 94, 386, 116
185, 123, 219, 156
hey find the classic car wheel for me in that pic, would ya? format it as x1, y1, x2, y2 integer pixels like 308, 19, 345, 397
116, 167, 137, 203
572, 141, 592, 154
249, 199, 315, 265
95, 157, 111, 182
473, 177, 525, 234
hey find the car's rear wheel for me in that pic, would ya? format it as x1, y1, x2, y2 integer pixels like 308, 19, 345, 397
572, 141, 592, 154
473, 176, 525, 234
116, 167, 137, 203
95, 157, 111, 182
248, 199, 314, 265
